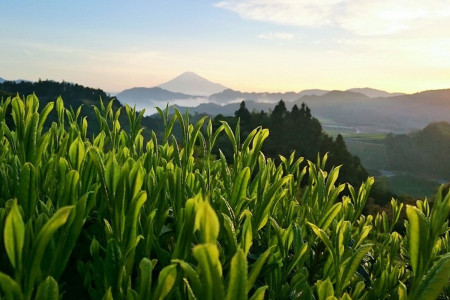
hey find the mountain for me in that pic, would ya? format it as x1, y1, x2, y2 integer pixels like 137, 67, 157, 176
347, 88, 405, 98
0, 77, 4, 83
209, 88, 328, 104
158, 71, 227, 96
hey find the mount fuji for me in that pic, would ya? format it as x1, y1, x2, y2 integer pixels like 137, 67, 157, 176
157, 71, 227, 96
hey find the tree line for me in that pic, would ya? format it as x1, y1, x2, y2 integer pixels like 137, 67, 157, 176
213, 100, 369, 189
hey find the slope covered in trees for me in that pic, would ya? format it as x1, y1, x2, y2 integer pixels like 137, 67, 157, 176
386, 121, 450, 180
0, 79, 166, 139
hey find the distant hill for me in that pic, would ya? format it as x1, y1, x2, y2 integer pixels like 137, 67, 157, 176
421, 121, 450, 138
347, 88, 405, 98
158, 71, 227, 96
208, 88, 328, 104
386, 121, 450, 180
0, 77, 30, 84
173, 100, 271, 116
116, 86, 204, 111
117, 87, 196, 102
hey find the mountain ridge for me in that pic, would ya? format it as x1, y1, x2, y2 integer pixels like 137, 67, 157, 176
346, 87, 405, 98
0, 77, 30, 84
116, 72, 412, 107
172, 89, 450, 134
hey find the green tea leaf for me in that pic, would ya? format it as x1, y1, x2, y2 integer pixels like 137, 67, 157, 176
0, 272, 24, 300
195, 200, 220, 243
153, 264, 177, 300
231, 167, 250, 209
397, 282, 407, 300
309, 223, 334, 262
35, 276, 59, 300
249, 286, 267, 300
138, 258, 155, 300
316, 278, 334, 300
4, 200, 24, 270
410, 253, 450, 300
340, 244, 372, 292
23, 112, 38, 163
318, 203, 342, 231
247, 246, 274, 292
68, 136, 85, 170
37, 102, 54, 135
193, 244, 224, 300
105, 238, 122, 297
226, 249, 248, 300
172, 259, 202, 297
406, 205, 428, 277
26, 206, 74, 298
18, 162, 37, 220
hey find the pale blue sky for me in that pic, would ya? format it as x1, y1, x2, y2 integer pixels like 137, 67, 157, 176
1, 0, 449, 93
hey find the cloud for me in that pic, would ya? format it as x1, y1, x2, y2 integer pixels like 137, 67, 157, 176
258, 32, 294, 40
215, 0, 450, 36
12, 41, 162, 67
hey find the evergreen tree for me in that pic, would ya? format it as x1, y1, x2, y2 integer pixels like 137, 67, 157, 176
234, 101, 251, 122
271, 100, 287, 122
228, 101, 368, 188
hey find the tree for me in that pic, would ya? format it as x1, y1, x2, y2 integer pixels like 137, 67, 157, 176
234, 101, 251, 125
271, 100, 287, 121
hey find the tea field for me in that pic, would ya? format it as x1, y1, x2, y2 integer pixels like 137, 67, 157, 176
0, 95, 449, 299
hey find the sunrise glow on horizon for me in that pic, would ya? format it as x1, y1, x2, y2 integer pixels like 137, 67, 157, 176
1, 1, 449, 94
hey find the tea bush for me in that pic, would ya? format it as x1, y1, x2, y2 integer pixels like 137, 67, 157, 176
0, 95, 448, 299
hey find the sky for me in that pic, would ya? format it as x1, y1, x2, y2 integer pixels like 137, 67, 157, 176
1, 0, 450, 94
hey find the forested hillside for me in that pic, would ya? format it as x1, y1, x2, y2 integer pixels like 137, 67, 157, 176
386, 122, 450, 180
0, 80, 165, 139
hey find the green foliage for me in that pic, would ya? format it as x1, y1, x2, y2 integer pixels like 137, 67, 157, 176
0, 95, 449, 299
213, 100, 369, 189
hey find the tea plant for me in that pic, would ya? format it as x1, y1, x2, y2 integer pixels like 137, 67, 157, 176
0, 95, 448, 299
